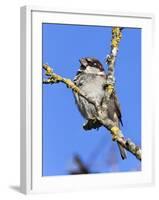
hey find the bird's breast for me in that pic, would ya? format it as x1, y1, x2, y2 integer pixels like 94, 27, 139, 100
73, 73, 107, 120
79, 75, 106, 102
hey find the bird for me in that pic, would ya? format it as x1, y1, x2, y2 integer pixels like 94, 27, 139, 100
73, 57, 126, 160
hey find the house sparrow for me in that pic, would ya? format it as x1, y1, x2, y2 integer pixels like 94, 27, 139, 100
73, 57, 126, 159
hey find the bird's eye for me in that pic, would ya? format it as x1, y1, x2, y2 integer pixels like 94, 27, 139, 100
93, 63, 97, 66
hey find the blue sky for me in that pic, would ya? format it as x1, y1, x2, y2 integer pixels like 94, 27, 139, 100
42, 23, 141, 176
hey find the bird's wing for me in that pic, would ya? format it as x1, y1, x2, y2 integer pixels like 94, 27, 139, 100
113, 92, 123, 126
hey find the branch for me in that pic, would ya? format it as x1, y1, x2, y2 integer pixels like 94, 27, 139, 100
42, 63, 141, 161
43, 64, 97, 107
105, 27, 123, 96
106, 27, 123, 76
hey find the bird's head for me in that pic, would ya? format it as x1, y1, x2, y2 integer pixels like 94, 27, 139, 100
79, 57, 105, 74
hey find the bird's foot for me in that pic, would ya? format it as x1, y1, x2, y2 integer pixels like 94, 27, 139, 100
83, 120, 95, 131
83, 119, 100, 131
110, 126, 123, 141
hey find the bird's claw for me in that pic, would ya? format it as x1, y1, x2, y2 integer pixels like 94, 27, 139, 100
83, 119, 100, 131
83, 119, 96, 131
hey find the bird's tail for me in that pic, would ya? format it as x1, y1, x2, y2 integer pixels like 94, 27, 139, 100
117, 142, 127, 160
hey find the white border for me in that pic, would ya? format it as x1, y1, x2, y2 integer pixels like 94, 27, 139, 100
20, 6, 154, 194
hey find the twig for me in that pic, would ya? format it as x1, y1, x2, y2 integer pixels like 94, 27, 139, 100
105, 27, 123, 96
43, 64, 97, 107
